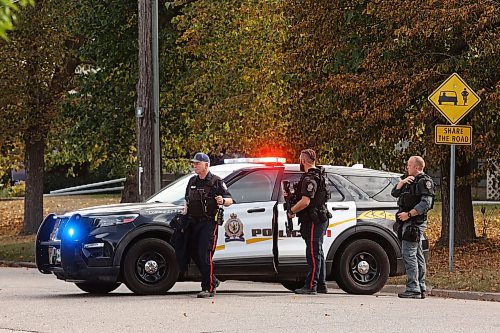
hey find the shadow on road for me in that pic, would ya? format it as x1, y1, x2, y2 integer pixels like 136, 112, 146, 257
27, 289, 350, 299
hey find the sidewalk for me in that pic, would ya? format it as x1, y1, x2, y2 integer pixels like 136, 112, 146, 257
1, 259, 498, 302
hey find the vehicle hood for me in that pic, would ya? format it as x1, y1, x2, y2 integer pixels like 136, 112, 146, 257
64, 202, 183, 217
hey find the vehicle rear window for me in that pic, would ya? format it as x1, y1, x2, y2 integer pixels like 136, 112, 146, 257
342, 175, 399, 202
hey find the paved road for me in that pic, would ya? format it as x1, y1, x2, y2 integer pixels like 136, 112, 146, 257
0, 268, 499, 333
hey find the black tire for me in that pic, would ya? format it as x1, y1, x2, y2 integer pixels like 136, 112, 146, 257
75, 282, 121, 294
336, 239, 389, 295
122, 238, 179, 295
281, 280, 304, 292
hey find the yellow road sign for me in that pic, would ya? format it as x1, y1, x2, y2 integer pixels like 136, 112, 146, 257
435, 125, 472, 145
428, 73, 480, 124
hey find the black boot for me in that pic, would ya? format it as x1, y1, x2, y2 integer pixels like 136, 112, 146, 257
317, 284, 328, 294
398, 291, 421, 299
294, 287, 317, 295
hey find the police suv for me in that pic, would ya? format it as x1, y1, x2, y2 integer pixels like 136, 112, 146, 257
36, 158, 428, 295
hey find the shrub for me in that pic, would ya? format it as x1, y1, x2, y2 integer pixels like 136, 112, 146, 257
8, 181, 26, 197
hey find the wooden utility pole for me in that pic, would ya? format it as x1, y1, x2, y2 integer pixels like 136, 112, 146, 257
136, 0, 155, 201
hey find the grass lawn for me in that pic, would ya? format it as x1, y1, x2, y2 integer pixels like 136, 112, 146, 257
0, 195, 120, 263
0, 196, 498, 292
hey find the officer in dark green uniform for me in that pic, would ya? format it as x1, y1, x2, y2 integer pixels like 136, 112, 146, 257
183, 152, 233, 298
288, 149, 330, 295
391, 156, 435, 299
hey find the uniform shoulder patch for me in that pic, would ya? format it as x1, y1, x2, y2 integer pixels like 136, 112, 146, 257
307, 183, 314, 192
426, 180, 432, 189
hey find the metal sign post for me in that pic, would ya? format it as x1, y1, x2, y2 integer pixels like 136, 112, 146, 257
449, 144, 455, 272
428, 73, 480, 273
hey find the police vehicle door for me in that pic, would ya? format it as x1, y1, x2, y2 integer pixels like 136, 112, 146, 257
275, 171, 357, 272
213, 167, 282, 274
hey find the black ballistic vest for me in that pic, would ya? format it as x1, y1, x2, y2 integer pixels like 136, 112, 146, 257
297, 167, 330, 224
187, 174, 220, 218
397, 173, 435, 223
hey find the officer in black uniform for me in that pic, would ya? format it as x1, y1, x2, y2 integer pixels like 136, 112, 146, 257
391, 155, 435, 299
183, 152, 233, 298
288, 149, 330, 295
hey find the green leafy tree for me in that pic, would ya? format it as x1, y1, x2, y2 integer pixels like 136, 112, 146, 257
0, 0, 33, 40
47, 1, 140, 186
51, 1, 187, 202
172, 0, 292, 158
0, 0, 79, 233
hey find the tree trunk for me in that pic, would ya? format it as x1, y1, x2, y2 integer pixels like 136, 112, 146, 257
22, 137, 45, 235
438, 150, 476, 245
121, 173, 139, 203
136, 0, 155, 202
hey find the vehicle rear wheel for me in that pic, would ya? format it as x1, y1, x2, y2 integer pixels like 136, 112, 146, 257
75, 282, 121, 294
336, 239, 389, 295
281, 280, 304, 292
123, 238, 179, 295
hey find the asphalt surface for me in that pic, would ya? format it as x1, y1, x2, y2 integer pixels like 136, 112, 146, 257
2, 260, 498, 302
0, 267, 499, 333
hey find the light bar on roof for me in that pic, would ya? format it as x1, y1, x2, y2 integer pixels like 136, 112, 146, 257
224, 157, 286, 164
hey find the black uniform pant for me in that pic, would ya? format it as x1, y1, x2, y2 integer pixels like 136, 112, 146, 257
187, 216, 219, 292
300, 220, 328, 290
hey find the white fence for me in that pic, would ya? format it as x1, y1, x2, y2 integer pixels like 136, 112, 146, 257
45, 178, 126, 196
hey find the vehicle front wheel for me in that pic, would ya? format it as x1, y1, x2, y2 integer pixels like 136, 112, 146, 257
122, 238, 179, 295
75, 282, 121, 294
335, 239, 389, 295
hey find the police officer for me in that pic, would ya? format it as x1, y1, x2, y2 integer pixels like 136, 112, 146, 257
391, 156, 435, 299
183, 152, 233, 298
288, 149, 330, 295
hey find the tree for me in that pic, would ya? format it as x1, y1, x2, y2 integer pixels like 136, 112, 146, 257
0, 0, 78, 234
279, 0, 499, 244
48, 0, 141, 202
171, 0, 498, 244
50, 1, 185, 203
172, 0, 292, 157
0, 0, 33, 40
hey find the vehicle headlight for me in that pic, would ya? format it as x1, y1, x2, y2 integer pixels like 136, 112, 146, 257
94, 214, 139, 227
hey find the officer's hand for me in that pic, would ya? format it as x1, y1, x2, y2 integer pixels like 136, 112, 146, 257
398, 176, 415, 188
288, 212, 296, 219
397, 212, 410, 221
403, 176, 415, 184
215, 195, 224, 205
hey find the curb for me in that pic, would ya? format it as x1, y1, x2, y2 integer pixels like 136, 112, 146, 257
0, 260, 37, 268
379, 284, 500, 302
1, 261, 498, 301
326, 282, 499, 302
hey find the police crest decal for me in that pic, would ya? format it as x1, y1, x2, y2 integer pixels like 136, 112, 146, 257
224, 213, 245, 242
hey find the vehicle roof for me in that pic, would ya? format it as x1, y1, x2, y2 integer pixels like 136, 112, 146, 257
217, 162, 401, 178
284, 164, 402, 177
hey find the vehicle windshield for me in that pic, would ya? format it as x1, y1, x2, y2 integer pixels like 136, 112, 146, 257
146, 164, 257, 204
